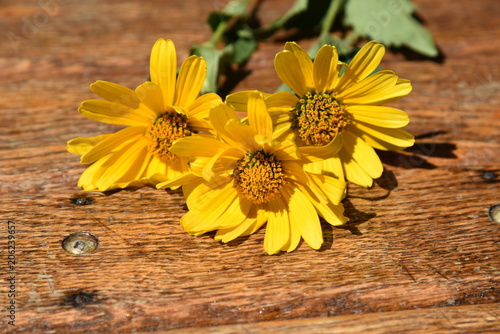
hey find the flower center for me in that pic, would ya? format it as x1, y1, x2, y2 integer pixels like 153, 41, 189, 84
145, 112, 192, 162
295, 91, 347, 146
233, 150, 287, 204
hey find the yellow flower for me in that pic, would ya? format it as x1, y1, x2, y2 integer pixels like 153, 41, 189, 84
227, 41, 414, 187
159, 92, 348, 255
67, 39, 222, 191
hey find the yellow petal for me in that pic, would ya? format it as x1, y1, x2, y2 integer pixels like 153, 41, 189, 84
163, 155, 189, 183
264, 197, 290, 255
306, 172, 347, 205
336, 41, 385, 91
307, 173, 346, 205
202, 146, 241, 182
188, 93, 222, 118
93, 139, 146, 191
283, 215, 301, 253
80, 126, 146, 164
79, 100, 150, 126
180, 175, 203, 199
376, 79, 413, 105
271, 118, 293, 141
348, 105, 410, 128
323, 157, 345, 180
338, 70, 396, 102
302, 159, 324, 174
109, 144, 152, 188
169, 136, 229, 158
339, 71, 412, 105
299, 133, 343, 163
343, 131, 383, 179
302, 156, 346, 181
350, 122, 415, 150
223, 118, 258, 152
271, 139, 300, 161
135, 81, 165, 117
309, 198, 348, 226
338, 145, 374, 188
249, 207, 268, 234
156, 172, 200, 189
265, 91, 298, 111
174, 55, 206, 108
179, 210, 203, 235
284, 42, 314, 91
201, 148, 230, 181
215, 216, 258, 243
366, 78, 414, 104
77, 155, 109, 190
282, 161, 310, 187
188, 156, 212, 177
150, 38, 177, 106
90, 80, 141, 109
225, 90, 268, 111
182, 183, 239, 232
67, 134, 110, 156
215, 203, 267, 243
184, 176, 232, 209
199, 196, 252, 232
146, 155, 167, 179
296, 181, 348, 226
187, 117, 215, 134
247, 91, 273, 139
286, 186, 323, 250
209, 104, 241, 144
274, 50, 307, 96
313, 44, 339, 93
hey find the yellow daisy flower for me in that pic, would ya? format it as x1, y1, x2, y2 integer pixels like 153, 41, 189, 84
67, 38, 222, 191
227, 41, 414, 187
159, 92, 348, 255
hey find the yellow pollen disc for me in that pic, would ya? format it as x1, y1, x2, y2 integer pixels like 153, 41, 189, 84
233, 150, 287, 204
145, 112, 191, 162
295, 91, 347, 146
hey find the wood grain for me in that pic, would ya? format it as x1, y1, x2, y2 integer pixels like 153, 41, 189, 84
175, 304, 500, 334
1, 0, 499, 332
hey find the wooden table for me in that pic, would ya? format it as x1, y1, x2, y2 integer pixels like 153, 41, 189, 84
1, 0, 499, 332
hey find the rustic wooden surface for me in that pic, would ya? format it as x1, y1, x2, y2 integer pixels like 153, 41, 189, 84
1, 0, 499, 333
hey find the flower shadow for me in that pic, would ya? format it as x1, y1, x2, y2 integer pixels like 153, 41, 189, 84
217, 65, 252, 97
319, 199, 376, 251
224, 234, 253, 248
336, 198, 377, 235
378, 131, 457, 170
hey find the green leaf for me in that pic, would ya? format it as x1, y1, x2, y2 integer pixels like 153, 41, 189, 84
232, 35, 257, 64
199, 1, 257, 93
308, 34, 351, 59
222, 0, 250, 17
207, 0, 250, 31
207, 11, 230, 33
344, 0, 438, 57
191, 43, 233, 94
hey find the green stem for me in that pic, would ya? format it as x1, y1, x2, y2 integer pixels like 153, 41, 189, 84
209, 20, 228, 47
320, 0, 345, 38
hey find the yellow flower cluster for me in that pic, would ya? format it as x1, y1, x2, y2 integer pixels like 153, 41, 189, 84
67, 38, 414, 255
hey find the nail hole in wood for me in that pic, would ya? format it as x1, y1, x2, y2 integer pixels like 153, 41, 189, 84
62, 231, 99, 255
488, 205, 500, 223
70, 196, 94, 206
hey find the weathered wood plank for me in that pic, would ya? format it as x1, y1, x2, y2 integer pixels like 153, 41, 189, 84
0, 0, 499, 332
3, 165, 499, 332
173, 304, 500, 334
